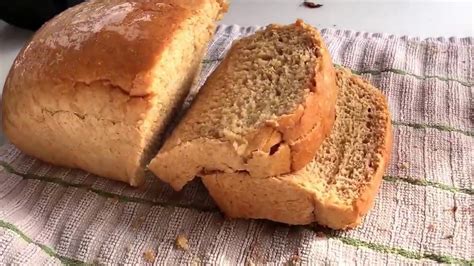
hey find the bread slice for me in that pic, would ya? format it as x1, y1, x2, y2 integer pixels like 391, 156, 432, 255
149, 20, 339, 190
2, 0, 227, 186
202, 68, 393, 229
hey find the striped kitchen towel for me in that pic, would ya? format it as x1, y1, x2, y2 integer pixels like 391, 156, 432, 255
0, 25, 472, 265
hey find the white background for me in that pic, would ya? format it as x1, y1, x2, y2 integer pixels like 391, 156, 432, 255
222, 0, 474, 36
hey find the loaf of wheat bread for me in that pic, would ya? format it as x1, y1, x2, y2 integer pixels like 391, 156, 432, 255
2, 0, 227, 186
149, 20, 339, 190
202, 68, 393, 229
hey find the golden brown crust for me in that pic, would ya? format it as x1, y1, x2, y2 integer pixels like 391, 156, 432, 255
202, 69, 393, 229
2, 0, 226, 186
10, 0, 225, 97
274, 19, 337, 142
257, 19, 338, 172
149, 20, 338, 190
203, 173, 316, 225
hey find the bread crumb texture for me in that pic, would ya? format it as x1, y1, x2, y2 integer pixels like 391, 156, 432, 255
2, 0, 226, 186
150, 20, 338, 190
186, 23, 319, 136
202, 68, 393, 229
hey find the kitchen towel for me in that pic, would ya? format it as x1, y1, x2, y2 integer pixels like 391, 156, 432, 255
0, 25, 472, 265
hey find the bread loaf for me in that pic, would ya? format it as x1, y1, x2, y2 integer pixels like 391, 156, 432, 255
202, 68, 393, 229
149, 20, 339, 191
2, 0, 227, 186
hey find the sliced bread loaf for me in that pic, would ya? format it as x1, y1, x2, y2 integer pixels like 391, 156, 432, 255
202, 68, 393, 229
149, 20, 339, 190
2, 0, 227, 186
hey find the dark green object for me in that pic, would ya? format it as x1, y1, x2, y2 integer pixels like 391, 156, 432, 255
0, 0, 84, 30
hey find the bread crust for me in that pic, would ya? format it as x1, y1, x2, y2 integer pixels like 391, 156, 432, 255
268, 36, 338, 172
149, 20, 338, 190
2, 0, 226, 186
202, 69, 393, 229
202, 172, 317, 225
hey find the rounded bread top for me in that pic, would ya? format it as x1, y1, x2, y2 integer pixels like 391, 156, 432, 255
6, 0, 226, 96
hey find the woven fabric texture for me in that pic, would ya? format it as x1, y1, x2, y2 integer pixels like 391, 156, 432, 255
0, 25, 472, 265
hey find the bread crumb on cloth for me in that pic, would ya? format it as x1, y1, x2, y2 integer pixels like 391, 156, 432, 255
176, 234, 189, 251
143, 249, 156, 262
399, 162, 410, 169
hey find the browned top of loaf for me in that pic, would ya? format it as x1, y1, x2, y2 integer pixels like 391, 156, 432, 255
162, 20, 327, 148
6, 0, 227, 97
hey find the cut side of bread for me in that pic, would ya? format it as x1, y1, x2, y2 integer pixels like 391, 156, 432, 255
149, 20, 339, 191
2, 0, 227, 186
202, 68, 393, 230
